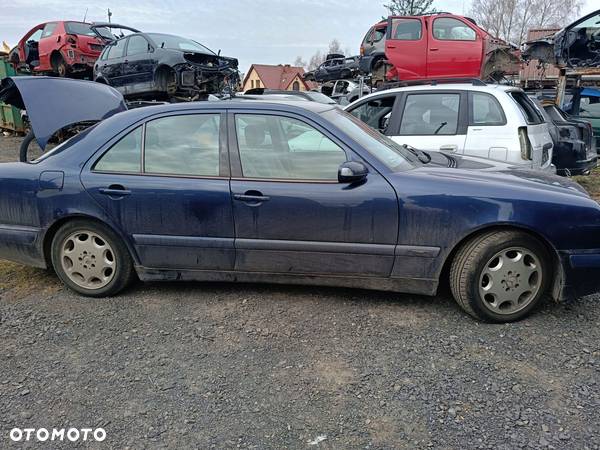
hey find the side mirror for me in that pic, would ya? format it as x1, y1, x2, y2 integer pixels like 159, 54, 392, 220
338, 161, 368, 184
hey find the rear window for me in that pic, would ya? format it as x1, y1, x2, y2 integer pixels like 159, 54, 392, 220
64, 22, 96, 36
509, 91, 544, 125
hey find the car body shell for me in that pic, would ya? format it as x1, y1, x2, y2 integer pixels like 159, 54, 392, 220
522, 9, 600, 68
94, 32, 239, 100
304, 56, 360, 83
382, 14, 519, 82
9, 21, 107, 75
345, 83, 555, 171
1, 79, 600, 302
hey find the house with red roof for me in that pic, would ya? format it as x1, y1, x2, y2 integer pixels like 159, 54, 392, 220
242, 64, 315, 92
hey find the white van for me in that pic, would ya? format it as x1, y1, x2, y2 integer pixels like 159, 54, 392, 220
345, 82, 555, 171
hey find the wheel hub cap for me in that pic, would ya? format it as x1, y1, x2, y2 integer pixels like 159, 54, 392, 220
479, 247, 542, 315
60, 230, 116, 290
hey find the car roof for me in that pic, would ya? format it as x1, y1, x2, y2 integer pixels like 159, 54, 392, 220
119, 99, 336, 121
354, 83, 520, 101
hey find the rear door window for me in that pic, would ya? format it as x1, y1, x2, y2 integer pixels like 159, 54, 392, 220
94, 126, 142, 172
389, 18, 422, 40
144, 114, 221, 177
41, 23, 57, 38
126, 35, 149, 56
509, 91, 544, 124
470, 93, 506, 126
433, 18, 477, 41
107, 38, 127, 59
400, 93, 460, 135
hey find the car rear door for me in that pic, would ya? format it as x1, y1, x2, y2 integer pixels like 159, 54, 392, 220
80, 110, 235, 271
385, 17, 427, 79
97, 38, 127, 91
390, 90, 468, 154
463, 91, 514, 161
121, 34, 155, 96
426, 16, 483, 78
228, 109, 398, 277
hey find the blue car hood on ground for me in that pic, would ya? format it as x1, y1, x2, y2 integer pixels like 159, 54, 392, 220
0, 76, 127, 150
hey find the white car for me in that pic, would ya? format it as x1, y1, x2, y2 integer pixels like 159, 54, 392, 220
345, 82, 555, 171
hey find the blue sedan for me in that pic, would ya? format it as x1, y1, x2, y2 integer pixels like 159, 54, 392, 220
1, 77, 600, 322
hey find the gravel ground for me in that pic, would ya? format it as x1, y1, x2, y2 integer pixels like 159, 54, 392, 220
1, 134, 600, 449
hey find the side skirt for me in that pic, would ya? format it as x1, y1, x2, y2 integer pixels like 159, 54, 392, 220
135, 267, 438, 296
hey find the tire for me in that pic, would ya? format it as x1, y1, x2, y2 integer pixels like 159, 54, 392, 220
51, 220, 135, 297
449, 230, 551, 323
53, 55, 68, 77
19, 130, 36, 162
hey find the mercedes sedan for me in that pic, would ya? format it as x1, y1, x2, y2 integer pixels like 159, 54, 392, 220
2, 76, 600, 323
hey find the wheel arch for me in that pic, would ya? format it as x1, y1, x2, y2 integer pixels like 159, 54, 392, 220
42, 214, 141, 269
50, 50, 63, 68
437, 223, 561, 297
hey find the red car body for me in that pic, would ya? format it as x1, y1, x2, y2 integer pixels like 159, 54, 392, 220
383, 14, 518, 81
10, 21, 107, 77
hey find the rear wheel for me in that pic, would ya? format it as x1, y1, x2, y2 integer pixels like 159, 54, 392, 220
449, 230, 551, 322
52, 54, 69, 77
51, 220, 135, 297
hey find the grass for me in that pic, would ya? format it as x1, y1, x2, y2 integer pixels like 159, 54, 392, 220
573, 167, 600, 201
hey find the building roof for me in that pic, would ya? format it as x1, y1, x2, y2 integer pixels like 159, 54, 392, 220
244, 64, 313, 90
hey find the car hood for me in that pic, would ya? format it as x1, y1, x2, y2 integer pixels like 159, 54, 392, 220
0, 76, 127, 150
402, 164, 589, 198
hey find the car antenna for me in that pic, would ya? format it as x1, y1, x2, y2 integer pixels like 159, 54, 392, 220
83, 7, 88, 22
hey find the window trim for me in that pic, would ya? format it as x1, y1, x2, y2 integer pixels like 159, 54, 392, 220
468, 92, 507, 127
431, 17, 478, 42
395, 90, 468, 137
227, 110, 353, 183
90, 111, 229, 179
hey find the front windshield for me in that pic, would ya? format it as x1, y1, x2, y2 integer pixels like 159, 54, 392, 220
322, 108, 418, 171
147, 33, 214, 54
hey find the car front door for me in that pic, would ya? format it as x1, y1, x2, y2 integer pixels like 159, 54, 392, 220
390, 91, 467, 154
122, 34, 155, 96
228, 110, 399, 277
427, 17, 483, 78
80, 111, 235, 271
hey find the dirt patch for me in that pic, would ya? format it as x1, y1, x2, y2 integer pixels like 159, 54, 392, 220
0, 260, 61, 300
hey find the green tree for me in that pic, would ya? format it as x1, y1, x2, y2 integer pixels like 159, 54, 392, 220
384, 0, 437, 15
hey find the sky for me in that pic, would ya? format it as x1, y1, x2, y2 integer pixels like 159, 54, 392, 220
1, 0, 598, 74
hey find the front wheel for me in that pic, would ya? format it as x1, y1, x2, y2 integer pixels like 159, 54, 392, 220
51, 220, 135, 297
449, 230, 551, 322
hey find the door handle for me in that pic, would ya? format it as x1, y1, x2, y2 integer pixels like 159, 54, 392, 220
429, 48, 439, 51
233, 191, 270, 204
387, 45, 396, 49
99, 185, 131, 197
440, 145, 458, 152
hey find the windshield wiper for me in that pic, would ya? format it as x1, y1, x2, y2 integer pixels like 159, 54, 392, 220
402, 144, 431, 164
434, 121, 448, 135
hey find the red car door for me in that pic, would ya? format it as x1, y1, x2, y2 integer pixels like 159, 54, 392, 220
426, 16, 483, 78
385, 17, 427, 80
37, 22, 59, 71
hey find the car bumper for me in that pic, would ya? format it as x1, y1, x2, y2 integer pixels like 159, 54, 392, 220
0, 224, 46, 268
559, 249, 600, 299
